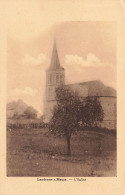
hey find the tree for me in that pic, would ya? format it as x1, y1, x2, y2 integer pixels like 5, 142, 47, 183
24, 106, 38, 119
49, 85, 82, 156
49, 86, 104, 155
82, 96, 104, 128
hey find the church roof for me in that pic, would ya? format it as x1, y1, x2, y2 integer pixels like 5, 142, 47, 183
47, 41, 64, 71
67, 80, 116, 97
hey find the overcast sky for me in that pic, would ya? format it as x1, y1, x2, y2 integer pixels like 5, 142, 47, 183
7, 0, 118, 115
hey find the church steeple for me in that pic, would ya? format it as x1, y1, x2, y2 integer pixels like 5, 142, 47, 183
44, 40, 65, 122
47, 41, 64, 71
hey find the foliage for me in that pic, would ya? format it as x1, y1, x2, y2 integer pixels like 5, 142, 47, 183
24, 106, 38, 119
49, 85, 104, 155
7, 99, 38, 119
81, 96, 104, 128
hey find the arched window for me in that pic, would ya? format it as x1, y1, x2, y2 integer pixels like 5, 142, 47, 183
48, 75, 50, 84
50, 74, 52, 83
48, 88, 51, 96
60, 75, 63, 83
56, 74, 59, 83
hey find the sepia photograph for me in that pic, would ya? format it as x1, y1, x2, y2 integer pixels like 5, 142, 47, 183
7, 21, 117, 177
1, 0, 125, 194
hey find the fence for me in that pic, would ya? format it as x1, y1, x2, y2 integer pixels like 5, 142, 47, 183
7, 119, 49, 129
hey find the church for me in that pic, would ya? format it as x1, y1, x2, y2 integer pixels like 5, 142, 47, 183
44, 42, 116, 130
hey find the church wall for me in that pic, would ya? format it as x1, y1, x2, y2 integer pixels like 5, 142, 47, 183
67, 85, 116, 129
99, 97, 116, 120
44, 100, 57, 123
44, 68, 65, 123
46, 70, 65, 101
99, 97, 116, 129
46, 70, 65, 86
99, 120, 116, 130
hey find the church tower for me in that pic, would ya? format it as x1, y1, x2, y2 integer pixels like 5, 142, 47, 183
44, 41, 65, 122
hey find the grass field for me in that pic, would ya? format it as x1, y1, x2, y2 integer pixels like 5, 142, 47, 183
7, 127, 116, 177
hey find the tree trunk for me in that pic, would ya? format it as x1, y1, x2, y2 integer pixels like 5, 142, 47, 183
67, 136, 71, 156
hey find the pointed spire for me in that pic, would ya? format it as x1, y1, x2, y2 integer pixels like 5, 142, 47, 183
47, 41, 64, 71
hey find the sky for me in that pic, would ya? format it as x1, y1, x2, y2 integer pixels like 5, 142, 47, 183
7, 0, 118, 115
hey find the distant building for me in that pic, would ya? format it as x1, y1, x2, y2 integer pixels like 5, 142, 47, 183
44, 42, 116, 130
